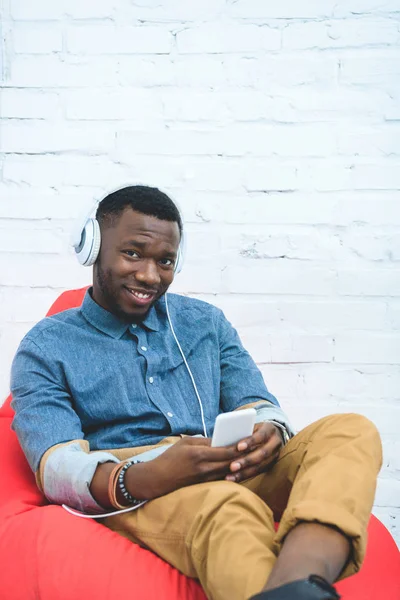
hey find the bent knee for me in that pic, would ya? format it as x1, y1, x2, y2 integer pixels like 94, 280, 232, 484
324, 413, 382, 465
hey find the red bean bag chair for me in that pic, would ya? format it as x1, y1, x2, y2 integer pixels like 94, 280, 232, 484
0, 287, 399, 600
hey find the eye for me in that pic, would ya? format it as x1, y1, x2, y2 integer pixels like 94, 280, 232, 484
123, 250, 139, 258
159, 258, 174, 268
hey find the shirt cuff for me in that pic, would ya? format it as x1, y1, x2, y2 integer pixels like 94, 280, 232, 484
43, 442, 119, 514
254, 402, 296, 443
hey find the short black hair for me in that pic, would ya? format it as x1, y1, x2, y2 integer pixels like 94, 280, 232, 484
96, 185, 183, 234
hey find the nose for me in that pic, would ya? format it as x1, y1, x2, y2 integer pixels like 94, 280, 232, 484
135, 259, 161, 287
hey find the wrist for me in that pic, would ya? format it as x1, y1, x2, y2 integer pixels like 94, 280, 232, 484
269, 421, 290, 445
124, 460, 163, 501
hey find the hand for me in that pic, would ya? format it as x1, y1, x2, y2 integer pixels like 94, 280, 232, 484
125, 436, 245, 500
225, 422, 283, 483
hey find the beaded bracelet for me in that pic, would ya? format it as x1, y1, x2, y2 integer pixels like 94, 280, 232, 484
117, 460, 143, 507
108, 460, 143, 510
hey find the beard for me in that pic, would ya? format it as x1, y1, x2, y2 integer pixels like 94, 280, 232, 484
95, 262, 136, 323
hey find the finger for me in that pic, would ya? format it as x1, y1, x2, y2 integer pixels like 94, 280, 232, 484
236, 422, 276, 452
201, 443, 245, 463
226, 448, 280, 483
230, 436, 281, 474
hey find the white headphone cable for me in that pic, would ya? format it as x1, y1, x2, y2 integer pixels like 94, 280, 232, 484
164, 293, 208, 438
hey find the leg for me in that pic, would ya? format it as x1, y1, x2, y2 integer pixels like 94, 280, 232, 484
247, 413, 382, 593
104, 479, 278, 600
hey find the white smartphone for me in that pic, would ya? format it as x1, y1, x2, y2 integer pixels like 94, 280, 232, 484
211, 408, 257, 447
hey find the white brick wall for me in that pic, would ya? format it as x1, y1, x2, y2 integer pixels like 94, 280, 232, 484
0, 0, 399, 546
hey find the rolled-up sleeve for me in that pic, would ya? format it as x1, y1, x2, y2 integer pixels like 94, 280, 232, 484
43, 443, 119, 513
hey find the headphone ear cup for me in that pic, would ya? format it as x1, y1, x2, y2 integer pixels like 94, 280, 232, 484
174, 230, 185, 274
75, 219, 101, 266
86, 219, 101, 266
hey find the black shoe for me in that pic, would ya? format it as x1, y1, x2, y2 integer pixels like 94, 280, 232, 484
249, 575, 340, 600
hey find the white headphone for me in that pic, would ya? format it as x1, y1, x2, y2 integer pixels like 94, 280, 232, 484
71, 195, 185, 273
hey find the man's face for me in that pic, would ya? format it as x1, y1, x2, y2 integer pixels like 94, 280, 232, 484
92, 208, 180, 322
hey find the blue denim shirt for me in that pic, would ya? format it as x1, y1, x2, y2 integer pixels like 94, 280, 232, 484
11, 290, 281, 473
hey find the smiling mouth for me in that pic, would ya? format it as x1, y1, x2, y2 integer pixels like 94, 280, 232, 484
124, 287, 157, 304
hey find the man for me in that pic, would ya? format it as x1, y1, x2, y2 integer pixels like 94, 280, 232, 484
11, 185, 382, 600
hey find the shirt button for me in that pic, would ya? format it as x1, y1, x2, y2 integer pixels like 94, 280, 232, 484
131, 324, 137, 329
141, 346, 147, 351
149, 377, 154, 384
167, 412, 174, 418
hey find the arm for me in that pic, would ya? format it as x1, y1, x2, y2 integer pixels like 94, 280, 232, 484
91, 437, 248, 507
11, 335, 118, 512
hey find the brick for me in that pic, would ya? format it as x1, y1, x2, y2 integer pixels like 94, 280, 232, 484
0, 89, 61, 119
387, 302, 400, 329
239, 332, 334, 364
374, 476, 400, 507
282, 88, 389, 120
8, 56, 121, 87
338, 127, 400, 156
183, 229, 221, 263
339, 54, 400, 86
231, 0, 335, 19
338, 269, 400, 296
0, 223, 63, 254
13, 25, 63, 54
225, 265, 336, 296
382, 441, 400, 473
64, 89, 163, 120
161, 91, 231, 122
11, 0, 115, 19
116, 125, 337, 158
385, 94, 400, 121
333, 1, 400, 17
283, 18, 400, 50
223, 229, 345, 262
3, 156, 132, 187
117, 56, 177, 87
281, 364, 400, 402
67, 25, 172, 55
343, 232, 400, 261
169, 266, 222, 294
117, 55, 233, 89
0, 253, 90, 288
244, 163, 298, 192
277, 300, 388, 332
332, 193, 400, 226
222, 55, 339, 88
350, 163, 400, 190
298, 161, 400, 192
0, 185, 102, 219
0, 122, 116, 154
121, 0, 226, 22
182, 193, 337, 225
372, 506, 399, 546
177, 23, 281, 54
201, 296, 281, 329
334, 333, 400, 364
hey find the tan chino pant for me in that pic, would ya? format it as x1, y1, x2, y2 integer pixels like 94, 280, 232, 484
104, 413, 382, 600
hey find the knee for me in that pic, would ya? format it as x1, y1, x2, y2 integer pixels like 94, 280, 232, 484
324, 413, 382, 466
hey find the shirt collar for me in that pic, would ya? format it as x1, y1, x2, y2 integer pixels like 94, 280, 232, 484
80, 289, 161, 338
